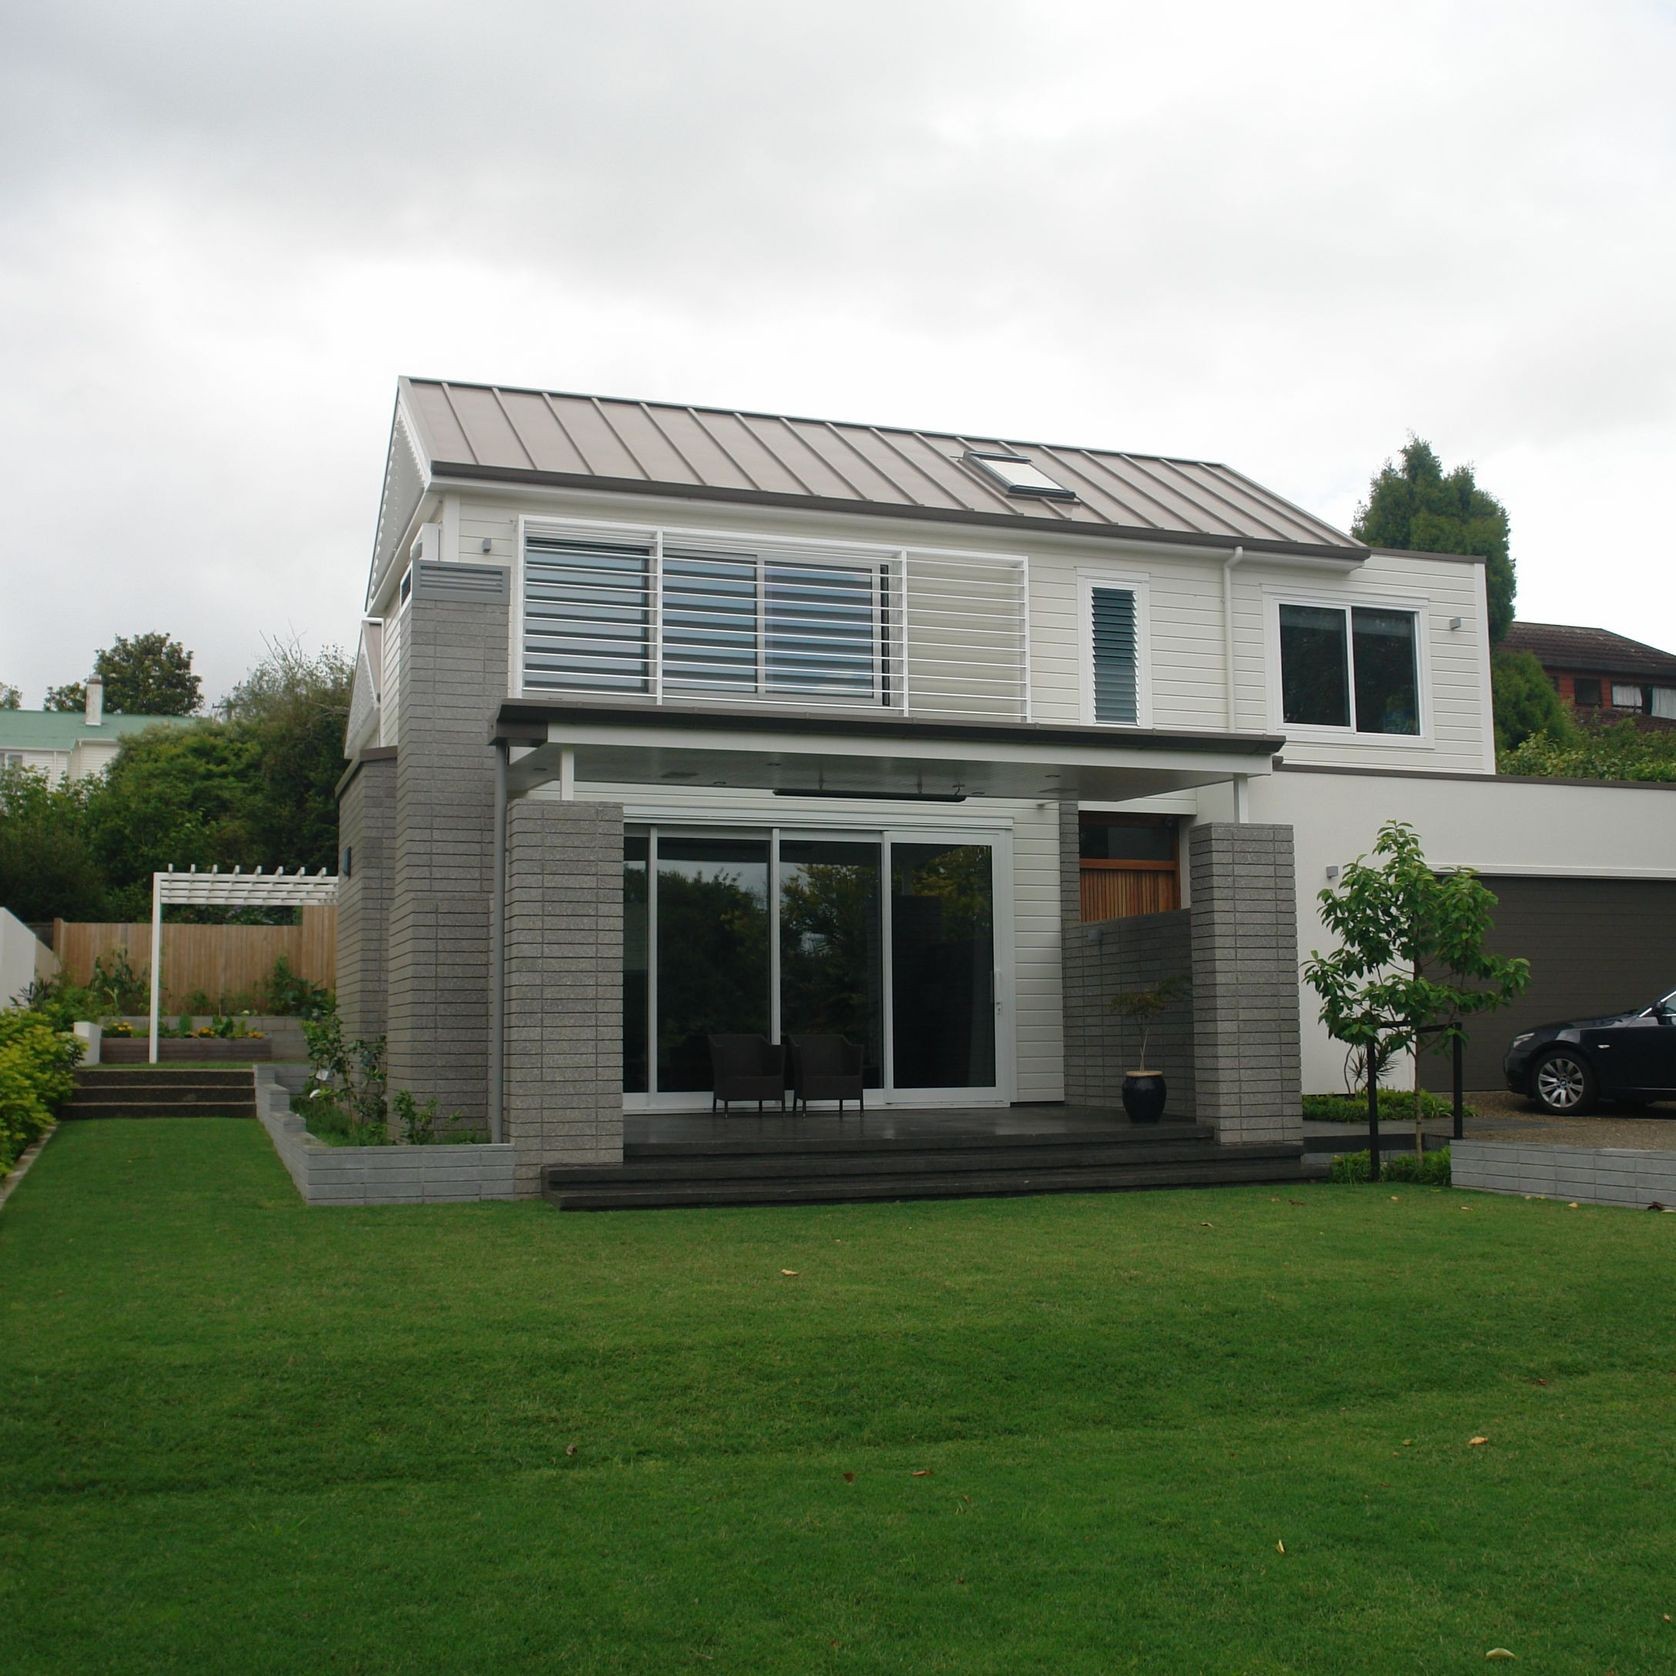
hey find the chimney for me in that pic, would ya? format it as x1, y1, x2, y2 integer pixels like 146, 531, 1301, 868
85, 676, 104, 726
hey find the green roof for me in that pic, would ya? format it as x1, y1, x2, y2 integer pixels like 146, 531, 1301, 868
0, 710, 198, 749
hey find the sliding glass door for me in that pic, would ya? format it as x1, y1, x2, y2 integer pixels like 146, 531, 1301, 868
623, 826, 1007, 1107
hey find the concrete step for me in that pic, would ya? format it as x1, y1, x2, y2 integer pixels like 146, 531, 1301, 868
64, 1066, 258, 1119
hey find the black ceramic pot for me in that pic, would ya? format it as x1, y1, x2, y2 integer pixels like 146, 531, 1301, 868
1121, 1071, 1167, 1124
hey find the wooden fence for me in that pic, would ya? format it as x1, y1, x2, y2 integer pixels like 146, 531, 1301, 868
52, 907, 336, 1011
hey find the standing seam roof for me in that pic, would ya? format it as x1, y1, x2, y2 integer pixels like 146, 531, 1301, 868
398, 377, 1366, 556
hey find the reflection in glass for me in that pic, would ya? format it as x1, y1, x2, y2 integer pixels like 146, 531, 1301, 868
623, 833, 649, 1093
890, 843, 996, 1089
1351, 608, 1419, 735
779, 840, 883, 1085
1279, 603, 1350, 727
655, 836, 770, 1092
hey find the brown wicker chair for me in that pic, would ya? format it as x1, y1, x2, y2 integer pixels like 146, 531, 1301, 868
707, 1034, 787, 1114
788, 1035, 866, 1115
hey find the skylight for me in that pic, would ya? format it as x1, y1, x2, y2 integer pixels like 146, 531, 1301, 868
964, 450, 1077, 500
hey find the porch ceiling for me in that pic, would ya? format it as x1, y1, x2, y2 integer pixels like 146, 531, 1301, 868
497, 699, 1281, 802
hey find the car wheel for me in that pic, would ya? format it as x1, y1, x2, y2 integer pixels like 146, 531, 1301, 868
1533, 1050, 1597, 1115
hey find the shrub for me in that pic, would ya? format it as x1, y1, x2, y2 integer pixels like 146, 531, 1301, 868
0, 1009, 83, 1174
1329, 1147, 1452, 1186
1304, 1090, 1472, 1125
392, 1090, 443, 1145
300, 1005, 386, 1134
88, 949, 149, 1014
263, 955, 333, 1019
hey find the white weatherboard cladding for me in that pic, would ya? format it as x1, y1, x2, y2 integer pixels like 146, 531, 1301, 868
379, 603, 404, 749
534, 780, 1067, 1105
1231, 550, 1493, 773
1251, 768, 1676, 1091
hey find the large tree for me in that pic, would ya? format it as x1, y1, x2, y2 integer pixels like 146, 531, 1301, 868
0, 683, 20, 710
46, 632, 203, 716
0, 766, 106, 923
1352, 439, 1516, 644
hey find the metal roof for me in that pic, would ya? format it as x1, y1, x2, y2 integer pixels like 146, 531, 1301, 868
1504, 621, 1676, 682
0, 710, 196, 750
397, 377, 1367, 560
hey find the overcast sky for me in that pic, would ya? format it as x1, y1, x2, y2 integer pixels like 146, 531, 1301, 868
2, 0, 1672, 706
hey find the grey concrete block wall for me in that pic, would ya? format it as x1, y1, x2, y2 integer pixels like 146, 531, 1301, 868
1454, 1140, 1676, 1209
503, 797, 625, 1194
387, 595, 509, 1131
1188, 823, 1303, 1148
336, 751, 396, 1041
1063, 912, 1195, 1111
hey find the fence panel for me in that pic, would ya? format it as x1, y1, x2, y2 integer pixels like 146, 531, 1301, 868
52, 907, 337, 1011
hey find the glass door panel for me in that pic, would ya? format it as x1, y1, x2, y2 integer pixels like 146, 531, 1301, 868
655, 835, 770, 1093
889, 841, 996, 1090
623, 832, 650, 1094
778, 838, 884, 1086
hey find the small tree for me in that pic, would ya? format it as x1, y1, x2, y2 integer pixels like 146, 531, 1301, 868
1303, 821, 1529, 1172
0, 683, 20, 710
1107, 975, 1188, 1073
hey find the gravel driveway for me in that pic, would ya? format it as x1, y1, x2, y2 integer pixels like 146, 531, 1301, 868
1461, 1088, 1676, 1150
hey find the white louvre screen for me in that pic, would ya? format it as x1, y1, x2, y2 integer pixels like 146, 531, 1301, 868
521, 521, 1029, 719
524, 533, 653, 693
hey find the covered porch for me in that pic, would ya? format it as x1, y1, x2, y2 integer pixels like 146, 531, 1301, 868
490, 698, 1305, 1197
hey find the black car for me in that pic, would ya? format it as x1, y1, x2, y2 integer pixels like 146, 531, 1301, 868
1504, 990, 1676, 1113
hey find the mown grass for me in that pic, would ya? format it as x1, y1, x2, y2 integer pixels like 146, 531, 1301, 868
2, 1119, 1673, 1674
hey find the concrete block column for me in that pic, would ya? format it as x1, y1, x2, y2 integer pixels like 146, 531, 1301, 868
504, 797, 625, 1196
1188, 822, 1303, 1148
386, 591, 508, 1130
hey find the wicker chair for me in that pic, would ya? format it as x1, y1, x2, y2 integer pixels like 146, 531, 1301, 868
707, 1034, 787, 1114
788, 1035, 866, 1115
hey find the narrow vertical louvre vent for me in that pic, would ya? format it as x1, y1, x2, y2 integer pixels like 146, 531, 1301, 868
1090, 586, 1138, 724
521, 520, 1031, 719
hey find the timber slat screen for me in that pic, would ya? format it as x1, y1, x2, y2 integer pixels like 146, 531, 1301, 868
53, 907, 336, 1010
1078, 814, 1181, 923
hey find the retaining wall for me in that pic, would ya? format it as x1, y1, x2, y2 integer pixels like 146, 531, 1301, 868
255, 1070, 515, 1206
1454, 1139, 1676, 1210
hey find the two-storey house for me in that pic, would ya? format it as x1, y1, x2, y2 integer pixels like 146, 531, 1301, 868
338, 380, 1676, 1197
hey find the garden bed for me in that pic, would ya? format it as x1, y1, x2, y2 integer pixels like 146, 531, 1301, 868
255, 1071, 513, 1204
104, 1037, 272, 1063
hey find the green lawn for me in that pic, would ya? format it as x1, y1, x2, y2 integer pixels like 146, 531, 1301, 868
3, 1122, 1673, 1674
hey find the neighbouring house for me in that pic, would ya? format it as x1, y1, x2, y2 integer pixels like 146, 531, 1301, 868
337, 378, 1676, 1196
1503, 620, 1676, 729
0, 679, 191, 783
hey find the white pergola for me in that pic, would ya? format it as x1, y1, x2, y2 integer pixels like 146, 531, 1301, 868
148, 866, 339, 1062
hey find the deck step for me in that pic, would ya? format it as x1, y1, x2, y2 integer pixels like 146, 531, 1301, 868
546, 1152, 1325, 1210
555, 1138, 1286, 1187
623, 1121, 1216, 1160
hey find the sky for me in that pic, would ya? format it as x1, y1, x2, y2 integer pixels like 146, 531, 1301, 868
1, 0, 1672, 707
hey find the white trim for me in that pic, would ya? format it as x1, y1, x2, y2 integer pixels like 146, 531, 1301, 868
1473, 564, 1497, 773
1262, 585, 1433, 747
1077, 567, 1153, 728
1439, 863, 1676, 882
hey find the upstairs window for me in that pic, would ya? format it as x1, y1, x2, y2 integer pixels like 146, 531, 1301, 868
1083, 578, 1147, 726
1278, 602, 1419, 736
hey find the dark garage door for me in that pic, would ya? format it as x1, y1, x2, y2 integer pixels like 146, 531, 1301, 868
1422, 876, 1676, 1091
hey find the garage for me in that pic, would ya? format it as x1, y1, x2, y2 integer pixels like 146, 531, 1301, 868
1422, 876, 1676, 1091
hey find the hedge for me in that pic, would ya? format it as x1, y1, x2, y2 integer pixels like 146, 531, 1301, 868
0, 1009, 82, 1175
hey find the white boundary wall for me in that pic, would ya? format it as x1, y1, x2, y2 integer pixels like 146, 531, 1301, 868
0, 907, 56, 1007
1244, 768, 1676, 1092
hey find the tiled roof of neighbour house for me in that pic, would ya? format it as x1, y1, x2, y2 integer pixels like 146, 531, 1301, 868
1503, 621, 1676, 682
0, 710, 197, 749
393, 377, 1370, 560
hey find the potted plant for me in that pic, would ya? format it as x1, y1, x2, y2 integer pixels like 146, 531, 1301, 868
1107, 975, 1188, 1123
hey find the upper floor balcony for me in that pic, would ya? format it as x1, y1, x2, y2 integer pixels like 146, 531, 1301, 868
516, 517, 1033, 723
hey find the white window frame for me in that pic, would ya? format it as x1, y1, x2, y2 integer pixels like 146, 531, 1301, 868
1078, 569, 1152, 728
1264, 588, 1432, 747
